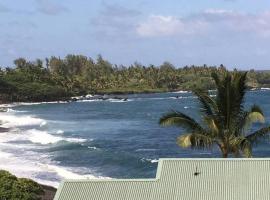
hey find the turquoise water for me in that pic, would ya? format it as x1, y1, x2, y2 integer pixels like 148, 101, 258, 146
0, 90, 270, 187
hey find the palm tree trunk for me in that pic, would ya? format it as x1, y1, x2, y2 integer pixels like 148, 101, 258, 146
219, 143, 228, 158
222, 152, 228, 158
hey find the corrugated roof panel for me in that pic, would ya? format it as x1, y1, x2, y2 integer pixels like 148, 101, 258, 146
54, 159, 270, 200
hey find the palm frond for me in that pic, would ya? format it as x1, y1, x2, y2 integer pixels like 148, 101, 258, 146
161, 71, 269, 158
159, 110, 205, 133
246, 126, 270, 145
229, 136, 252, 158
213, 72, 248, 131
177, 133, 214, 149
231, 72, 247, 110
243, 111, 265, 129
176, 134, 192, 148
193, 89, 217, 116
235, 104, 264, 135
204, 117, 219, 135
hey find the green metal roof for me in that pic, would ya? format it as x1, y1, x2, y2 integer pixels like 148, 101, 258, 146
54, 158, 270, 200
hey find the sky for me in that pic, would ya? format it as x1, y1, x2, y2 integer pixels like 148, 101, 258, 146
1, 0, 270, 69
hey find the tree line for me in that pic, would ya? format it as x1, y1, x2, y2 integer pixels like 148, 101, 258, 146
0, 54, 269, 102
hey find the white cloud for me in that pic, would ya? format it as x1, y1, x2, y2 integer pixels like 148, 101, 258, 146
136, 15, 207, 37
204, 9, 234, 15
136, 15, 183, 37
136, 9, 270, 38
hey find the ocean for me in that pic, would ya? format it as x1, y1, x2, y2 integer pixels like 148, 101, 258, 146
0, 90, 270, 187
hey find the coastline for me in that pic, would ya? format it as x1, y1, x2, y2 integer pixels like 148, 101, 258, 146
0, 87, 270, 104
1, 87, 266, 105
0, 128, 57, 199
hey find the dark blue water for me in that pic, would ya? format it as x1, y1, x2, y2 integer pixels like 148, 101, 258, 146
0, 90, 270, 186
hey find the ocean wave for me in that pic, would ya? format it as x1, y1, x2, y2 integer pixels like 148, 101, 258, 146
25, 129, 65, 145
0, 149, 109, 187
0, 151, 13, 159
6, 108, 27, 113
39, 164, 111, 186
56, 130, 64, 134
0, 128, 86, 145
0, 113, 46, 128
24, 129, 86, 145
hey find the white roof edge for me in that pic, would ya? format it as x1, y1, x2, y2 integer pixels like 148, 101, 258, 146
159, 158, 270, 161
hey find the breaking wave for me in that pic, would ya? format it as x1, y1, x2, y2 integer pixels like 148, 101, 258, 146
0, 113, 46, 128
0, 109, 101, 187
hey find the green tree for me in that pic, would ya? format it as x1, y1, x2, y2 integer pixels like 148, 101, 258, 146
0, 170, 44, 200
159, 71, 270, 158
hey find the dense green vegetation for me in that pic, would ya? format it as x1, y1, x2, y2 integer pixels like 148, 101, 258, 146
0, 170, 44, 200
1, 55, 270, 102
160, 71, 270, 158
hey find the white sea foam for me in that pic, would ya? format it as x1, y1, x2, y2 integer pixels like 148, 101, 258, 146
0, 151, 13, 159
141, 158, 159, 163
43, 164, 110, 181
108, 98, 129, 103
0, 149, 108, 187
6, 108, 27, 113
262, 88, 270, 90
24, 129, 86, 145
77, 99, 103, 103
65, 137, 87, 143
0, 113, 46, 128
0, 120, 101, 188
150, 159, 159, 163
26, 129, 64, 144
0, 127, 86, 145
0, 101, 67, 109
77, 98, 131, 103
56, 130, 64, 134
172, 90, 191, 94
0, 149, 59, 186
87, 146, 97, 150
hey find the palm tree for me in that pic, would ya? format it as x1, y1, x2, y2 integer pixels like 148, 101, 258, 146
159, 71, 270, 158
